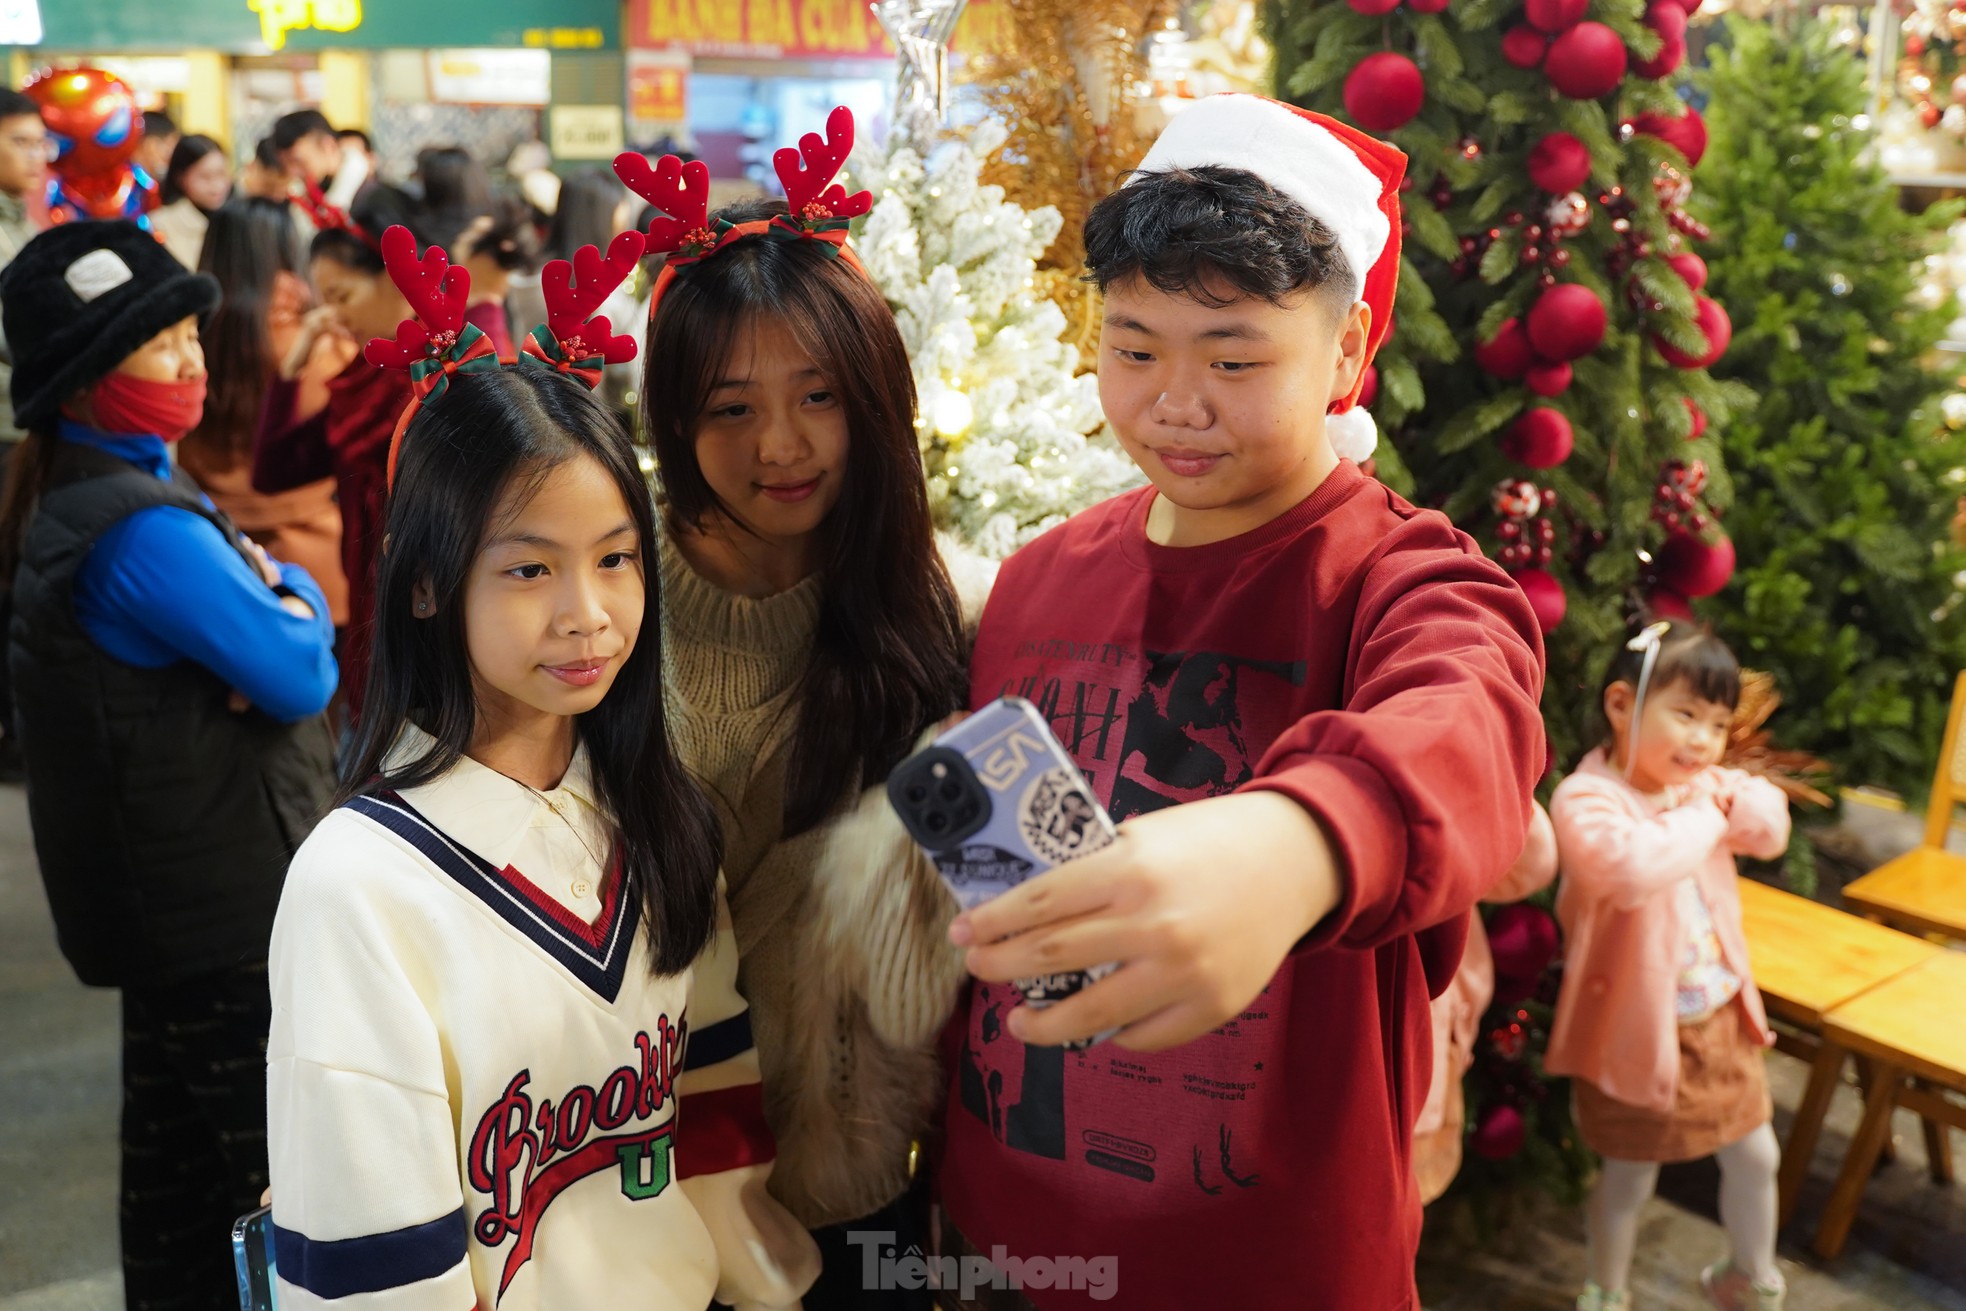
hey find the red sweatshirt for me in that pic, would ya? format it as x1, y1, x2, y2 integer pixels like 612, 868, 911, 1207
939, 463, 1545, 1311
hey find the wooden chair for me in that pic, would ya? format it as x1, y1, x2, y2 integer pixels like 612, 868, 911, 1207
1809, 952, 1966, 1260
1735, 878, 1944, 1226
1842, 671, 1966, 940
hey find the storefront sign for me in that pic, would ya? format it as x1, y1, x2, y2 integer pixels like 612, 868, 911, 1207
429, 49, 552, 106
550, 105, 626, 160
628, 0, 1005, 61
628, 49, 690, 125
630, 0, 892, 60
250, 0, 361, 52
32, 0, 618, 52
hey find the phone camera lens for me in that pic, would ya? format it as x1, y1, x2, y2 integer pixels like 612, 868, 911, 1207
925, 812, 949, 834
905, 784, 927, 804
938, 780, 963, 801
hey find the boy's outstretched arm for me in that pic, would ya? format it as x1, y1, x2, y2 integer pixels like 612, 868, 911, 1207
955, 524, 1544, 1051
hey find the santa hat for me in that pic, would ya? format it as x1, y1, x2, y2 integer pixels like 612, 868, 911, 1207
1132, 95, 1406, 463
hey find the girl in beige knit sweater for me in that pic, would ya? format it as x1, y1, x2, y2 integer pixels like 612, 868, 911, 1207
636, 186, 985, 1308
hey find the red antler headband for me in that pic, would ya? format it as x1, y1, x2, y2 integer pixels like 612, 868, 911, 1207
363, 223, 646, 486
614, 104, 875, 323
295, 179, 380, 253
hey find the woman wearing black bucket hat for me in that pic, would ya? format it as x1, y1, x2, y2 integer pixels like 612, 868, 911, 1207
0, 219, 339, 1309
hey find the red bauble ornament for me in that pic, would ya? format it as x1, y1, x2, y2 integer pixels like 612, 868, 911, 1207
1344, 53, 1426, 132
1525, 0, 1588, 32
1683, 396, 1707, 439
1502, 25, 1551, 69
1528, 131, 1592, 194
1347, 0, 1403, 12
1475, 318, 1536, 380
1655, 296, 1732, 369
1633, 34, 1685, 79
1666, 251, 1708, 291
1472, 1103, 1529, 1161
1512, 566, 1568, 633
1545, 23, 1628, 99
1629, 105, 1707, 167
1525, 361, 1573, 396
1646, 0, 1688, 40
1359, 364, 1380, 409
1505, 407, 1575, 468
1527, 282, 1608, 361
1648, 587, 1694, 620
1655, 531, 1735, 597
1489, 903, 1562, 979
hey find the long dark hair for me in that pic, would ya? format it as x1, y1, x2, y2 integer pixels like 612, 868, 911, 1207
311, 185, 432, 274
161, 134, 224, 209
546, 169, 624, 263
642, 199, 968, 835
184, 198, 301, 463
336, 368, 723, 973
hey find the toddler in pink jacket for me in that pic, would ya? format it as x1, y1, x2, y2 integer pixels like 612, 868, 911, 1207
1546, 621, 1791, 1311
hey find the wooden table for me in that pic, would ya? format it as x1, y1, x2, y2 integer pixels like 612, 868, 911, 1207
1812, 952, 1966, 1259
1735, 878, 1944, 1228
1841, 846, 1966, 941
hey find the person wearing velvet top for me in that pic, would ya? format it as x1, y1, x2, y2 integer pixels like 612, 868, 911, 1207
252, 187, 425, 716
0, 219, 337, 1310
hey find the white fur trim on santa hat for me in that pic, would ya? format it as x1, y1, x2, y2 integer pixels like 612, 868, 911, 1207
1325, 406, 1378, 463
1135, 95, 1390, 295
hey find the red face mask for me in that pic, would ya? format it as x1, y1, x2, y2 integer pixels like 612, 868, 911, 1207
82, 371, 208, 441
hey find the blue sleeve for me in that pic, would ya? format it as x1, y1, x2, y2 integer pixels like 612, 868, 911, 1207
75, 506, 340, 724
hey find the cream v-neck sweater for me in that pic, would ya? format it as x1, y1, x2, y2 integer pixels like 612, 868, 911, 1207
660, 533, 969, 1228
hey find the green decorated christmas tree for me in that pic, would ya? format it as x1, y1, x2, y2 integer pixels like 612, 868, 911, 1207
1698, 17, 1966, 801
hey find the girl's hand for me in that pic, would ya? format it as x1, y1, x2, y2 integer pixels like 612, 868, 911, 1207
242, 539, 283, 588
282, 306, 345, 380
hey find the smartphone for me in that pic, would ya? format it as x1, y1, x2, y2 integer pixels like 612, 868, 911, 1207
232, 1204, 277, 1311
887, 696, 1121, 1046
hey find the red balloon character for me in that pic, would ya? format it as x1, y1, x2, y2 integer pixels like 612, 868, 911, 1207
24, 68, 159, 227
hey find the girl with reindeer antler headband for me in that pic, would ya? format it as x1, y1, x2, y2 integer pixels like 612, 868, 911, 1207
265, 220, 824, 1311
610, 106, 981, 1306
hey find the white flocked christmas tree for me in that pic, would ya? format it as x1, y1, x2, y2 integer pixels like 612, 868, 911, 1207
854, 121, 1142, 558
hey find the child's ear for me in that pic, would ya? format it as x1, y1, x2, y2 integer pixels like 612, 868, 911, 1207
412, 579, 437, 619
1603, 680, 1635, 737
1326, 299, 1371, 409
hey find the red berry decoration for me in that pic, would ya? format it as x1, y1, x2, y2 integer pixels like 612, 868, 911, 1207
1648, 586, 1695, 620
1359, 364, 1380, 409
1502, 25, 1551, 69
1646, 0, 1688, 40
1472, 1103, 1529, 1161
1525, 0, 1588, 33
1475, 318, 1537, 380
1528, 131, 1593, 194
1525, 361, 1573, 396
1344, 53, 1426, 132
1654, 530, 1735, 596
1683, 396, 1707, 439
1347, 0, 1403, 11
1488, 903, 1562, 979
1505, 407, 1575, 468
1666, 251, 1708, 291
1545, 23, 1628, 99
1654, 295, 1732, 369
1629, 105, 1707, 166
1527, 282, 1608, 361
1633, 34, 1685, 79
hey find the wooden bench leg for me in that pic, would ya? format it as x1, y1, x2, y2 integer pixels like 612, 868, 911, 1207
1814, 1060, 1905, 1261
1854, 1057, 1898, 1166
1919, 1091, 1955, 1186
1779, 1040, 1846, 1230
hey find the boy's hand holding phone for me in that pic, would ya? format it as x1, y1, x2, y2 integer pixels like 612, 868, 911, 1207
950, 790, 1343, 1052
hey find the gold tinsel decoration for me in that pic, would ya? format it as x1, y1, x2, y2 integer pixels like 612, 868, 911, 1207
1724, 670, 1835, 808
963, 0, 1176, 366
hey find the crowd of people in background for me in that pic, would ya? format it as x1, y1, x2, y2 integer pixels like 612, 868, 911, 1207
0, 100, 682, 1306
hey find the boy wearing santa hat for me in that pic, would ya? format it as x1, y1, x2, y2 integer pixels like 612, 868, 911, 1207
934, 96, 1546, 1309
